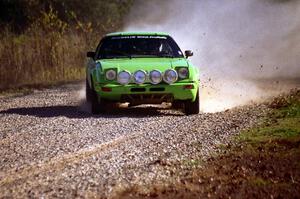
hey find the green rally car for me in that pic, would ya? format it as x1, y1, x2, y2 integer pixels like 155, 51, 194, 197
86, 32, 200, 115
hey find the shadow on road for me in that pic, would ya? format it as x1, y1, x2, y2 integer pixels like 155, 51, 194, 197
0, 105, 183, 119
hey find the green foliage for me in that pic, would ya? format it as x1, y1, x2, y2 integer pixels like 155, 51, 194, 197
0, 0, 134, 90
238, 90, 300, 143
0, 0, 134, 33
239, 119, 300, 143
59, 0, 134, 32
277, 99, 300, 118
250, 177, 271, 186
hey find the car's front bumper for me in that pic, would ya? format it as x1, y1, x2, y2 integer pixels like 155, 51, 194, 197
94, 81, 198, 103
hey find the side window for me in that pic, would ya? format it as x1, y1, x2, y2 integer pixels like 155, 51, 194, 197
95, 39, 104, 59
166, 36, 183, 57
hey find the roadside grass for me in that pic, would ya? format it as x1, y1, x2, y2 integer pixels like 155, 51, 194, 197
250, 177, 272, 187
238, 117, 300, 143
237, 89, 300, 149
115, 89, 300, 199
0, 6, 100, 92
0, 31, 87, 92
0, 87, 34, 98
238, 90, 300, 144
0, 1, 136, 92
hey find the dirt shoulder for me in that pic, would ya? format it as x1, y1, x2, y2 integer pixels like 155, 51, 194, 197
118, 89, 300, 199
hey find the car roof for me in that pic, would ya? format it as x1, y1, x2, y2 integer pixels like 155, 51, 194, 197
105, 31, 169, 37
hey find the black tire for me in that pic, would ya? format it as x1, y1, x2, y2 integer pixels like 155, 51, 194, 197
184, 90, 200, 115
86, 79, 103, 114
172, 100, 184, 109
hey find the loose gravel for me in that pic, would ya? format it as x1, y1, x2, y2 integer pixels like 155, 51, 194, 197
0, 83, 268, 198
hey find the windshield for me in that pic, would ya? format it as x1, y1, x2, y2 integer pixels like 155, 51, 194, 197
97, 35, 184, 59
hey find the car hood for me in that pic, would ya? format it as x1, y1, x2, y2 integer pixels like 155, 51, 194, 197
96, 57, 189, 73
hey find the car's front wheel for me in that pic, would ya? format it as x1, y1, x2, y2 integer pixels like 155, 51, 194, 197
184, 90, 200, 115
86, 79, 105, 114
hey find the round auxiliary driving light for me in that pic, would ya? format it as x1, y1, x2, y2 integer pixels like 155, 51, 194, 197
133, 70, 146, 84
178, 67, 189, 79
163, 69, 178, 84
117, 71, 131, 85
105, 69, 117, 80
149, 70, 162, 84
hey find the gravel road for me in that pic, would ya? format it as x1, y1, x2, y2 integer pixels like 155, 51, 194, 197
0, 83, 267, 198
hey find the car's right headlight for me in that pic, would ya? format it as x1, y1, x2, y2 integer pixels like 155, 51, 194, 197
117, 71, 131, 85
163, 69, 178, 84
105, 69, 117, 81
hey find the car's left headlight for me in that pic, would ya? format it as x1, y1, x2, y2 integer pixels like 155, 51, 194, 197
133, 70, 147, 84
177, 67, 189, 79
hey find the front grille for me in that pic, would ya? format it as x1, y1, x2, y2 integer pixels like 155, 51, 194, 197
149, 87, 165, 92
121, 94, 173, 105
131, 88, 146, 92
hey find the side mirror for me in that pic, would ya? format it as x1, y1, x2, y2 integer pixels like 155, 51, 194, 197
87, 51, 96, 58
185, 50, 193, 58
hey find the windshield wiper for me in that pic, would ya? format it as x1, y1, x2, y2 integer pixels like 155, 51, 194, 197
156, 53, 174, 58
105, 50, 132, 59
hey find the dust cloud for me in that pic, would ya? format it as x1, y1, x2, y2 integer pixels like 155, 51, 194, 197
124, 0, 300, 112
78, 83, 91, 113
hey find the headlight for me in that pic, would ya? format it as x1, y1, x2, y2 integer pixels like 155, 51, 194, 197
177, 67, 189, 79
117, 71, 131, 85
163, 69, 178, 84
105, 69, 117, 80
133, 70, 146, 84
149, 70, 162, 84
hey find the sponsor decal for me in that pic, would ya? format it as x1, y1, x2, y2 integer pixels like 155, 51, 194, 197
111, 36, 167, 39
